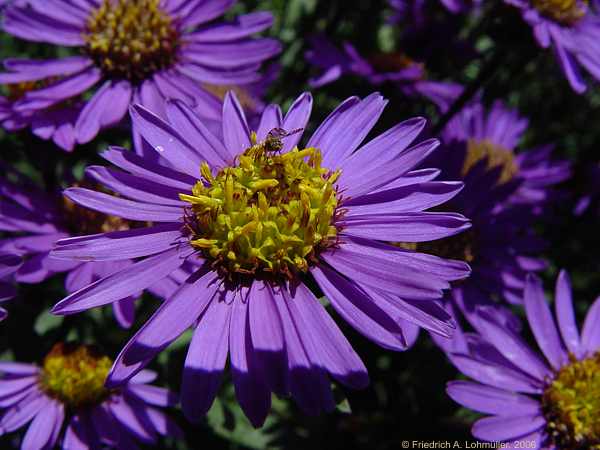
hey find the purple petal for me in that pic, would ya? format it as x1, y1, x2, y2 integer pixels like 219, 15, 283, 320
341, 212, 471, 242
229, 296, 271, 427
129, 104, 205, 177
76, 80, 132, 144
127, 384, 177, 407
312, 265, 407, 350
339, 117, 426, 186
101, 146, 196, 190
181, 298, 231, 422
85, 165, 186, 206
52, 223, 183, 262
0, 390, 47, 432
248, 281, 288, 394
0, 56, 92, 83
286, 282, 369, 389
581, 296, 600, 354
272, 290, 335, 415
449, 354, 544, 395
15, 68, 101, 112
21, 399, 63, 450
51, 246, 192, 315
310, 93, 387, 169
4, 6, 85, 46
281, 92, 312, 152
108, 397, 156, 444
165, 99, 232, 167
63, 187, 183, 222
478, 311, 551, 382
472, 414, 546, 442
222, 91, 251, 158
107, 268, 219, 387
554, 270, 582, 356
523, 274, 567, 370
446, 381, 540, 416
188, 12, 274, 43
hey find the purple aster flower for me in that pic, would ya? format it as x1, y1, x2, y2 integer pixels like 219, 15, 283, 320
400, 100, 570, 326
506, 0, 600, 93
0, 0, 280, 150
306, 36, 463, 112
441, 100, 571, 210
446, 271, 600, 448
50, 91, 471, 425
0, 171, 173, 328
0, 252, 21, 320
0, 343, 181, 449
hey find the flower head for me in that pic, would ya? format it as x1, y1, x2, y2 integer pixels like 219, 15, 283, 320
306, 36, 463, 112
414, 100, 569, 324
446, 271, 600, 449
0, 0, 280, 149
0, 343, 180, 449
51, 91, 471, 425
505, 0, 600, 92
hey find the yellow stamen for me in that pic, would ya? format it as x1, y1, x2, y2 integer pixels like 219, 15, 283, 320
38, 343, 112, 409
532, 0, 588, 25
542, 352, 600, 449
181, 133, 342, 281
85, 0, 180, 83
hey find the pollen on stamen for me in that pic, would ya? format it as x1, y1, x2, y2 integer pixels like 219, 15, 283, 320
532, 0, 588, 25
542, 352, 600, 450
84, 0, 180, 83
38, 343, 113, 409
180, 131, 342, 283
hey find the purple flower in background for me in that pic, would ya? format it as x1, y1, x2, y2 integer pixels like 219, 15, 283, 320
0, 343, 181, 449
0, 0, 280, 151
50, 91, 471, 425
0, 252, 21, 320
403, 100, 570, 325
0, 171, 173, 328
506, 0, 600, 93
446, 271, 600, 448
442, 100, 571, 209
306, 36, 463, 112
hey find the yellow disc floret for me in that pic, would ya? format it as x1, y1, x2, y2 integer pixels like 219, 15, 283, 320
181, 131, 341, 282
85, 0, 180, 83
532, 0, 588, 25
39, 343, 112, 409
542, 352, 600, 449
463, 139, 518, 185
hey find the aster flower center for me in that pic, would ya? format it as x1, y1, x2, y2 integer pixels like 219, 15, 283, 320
532, 0, 588, 25
397, 229, 476, 263
84, 0, 180, 83
542, 352, 600, 449
38, 343, 112, 409
180, 131, 342, 282
463, 139, 518, 184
